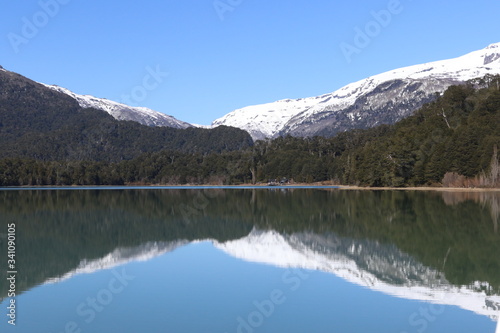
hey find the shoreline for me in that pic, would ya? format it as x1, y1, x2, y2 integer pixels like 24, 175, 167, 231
0, 183, 499, 192
335, 185, 500, 192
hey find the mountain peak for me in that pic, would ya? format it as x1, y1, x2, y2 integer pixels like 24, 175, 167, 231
486, 42, 500, 50
483, 42, 500, 65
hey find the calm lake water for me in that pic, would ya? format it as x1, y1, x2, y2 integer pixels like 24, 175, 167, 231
0, 187, 499, 333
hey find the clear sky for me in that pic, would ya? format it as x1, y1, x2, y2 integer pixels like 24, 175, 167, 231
1, 0, 499, 125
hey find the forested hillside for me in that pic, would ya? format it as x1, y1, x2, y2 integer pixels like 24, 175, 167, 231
337, 77, 500, 187
0, 69, 253, 162
0, 75, 499, 187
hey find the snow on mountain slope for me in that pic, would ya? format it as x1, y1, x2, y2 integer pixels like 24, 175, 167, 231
214, 229, 500, 320
42, 84, 192, 129
211, 95, 331, 141
213, 43, 500, 140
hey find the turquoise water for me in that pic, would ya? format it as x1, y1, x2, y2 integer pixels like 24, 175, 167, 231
0, 188, 498, 332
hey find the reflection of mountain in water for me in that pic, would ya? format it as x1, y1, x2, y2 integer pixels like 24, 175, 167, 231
215, 229, 500, 320
29, 225, 500, 320
0, 188, 499, 319
46, 240, 188, 284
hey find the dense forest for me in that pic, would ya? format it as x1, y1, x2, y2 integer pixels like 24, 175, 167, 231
0, 73, 499, 187
0, 69, 253, 162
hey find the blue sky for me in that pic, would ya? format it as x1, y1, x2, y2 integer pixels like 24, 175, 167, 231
1, 0, 499, 125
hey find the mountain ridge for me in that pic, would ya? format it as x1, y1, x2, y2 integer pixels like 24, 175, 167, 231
5, 43, 499, 141
213, 42, 500, 140
42, 83, 192, 129
0, 68, 253, 162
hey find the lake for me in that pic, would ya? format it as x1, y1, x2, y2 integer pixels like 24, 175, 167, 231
0, 187, 499, 332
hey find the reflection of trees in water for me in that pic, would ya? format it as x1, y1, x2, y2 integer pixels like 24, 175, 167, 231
440, 191, 499, 233
0, 189, 499, 297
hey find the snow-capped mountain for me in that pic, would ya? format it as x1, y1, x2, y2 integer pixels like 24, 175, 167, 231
42, 84, 192, 129
212, 43, 500, 140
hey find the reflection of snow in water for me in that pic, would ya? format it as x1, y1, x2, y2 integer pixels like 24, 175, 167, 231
488, 300, 500, 311
40, 227, 500, 321
214, 229, 500, 321
45, 240, 188, 284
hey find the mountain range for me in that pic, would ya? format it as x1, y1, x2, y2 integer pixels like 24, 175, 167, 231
6, 43, 499, 141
